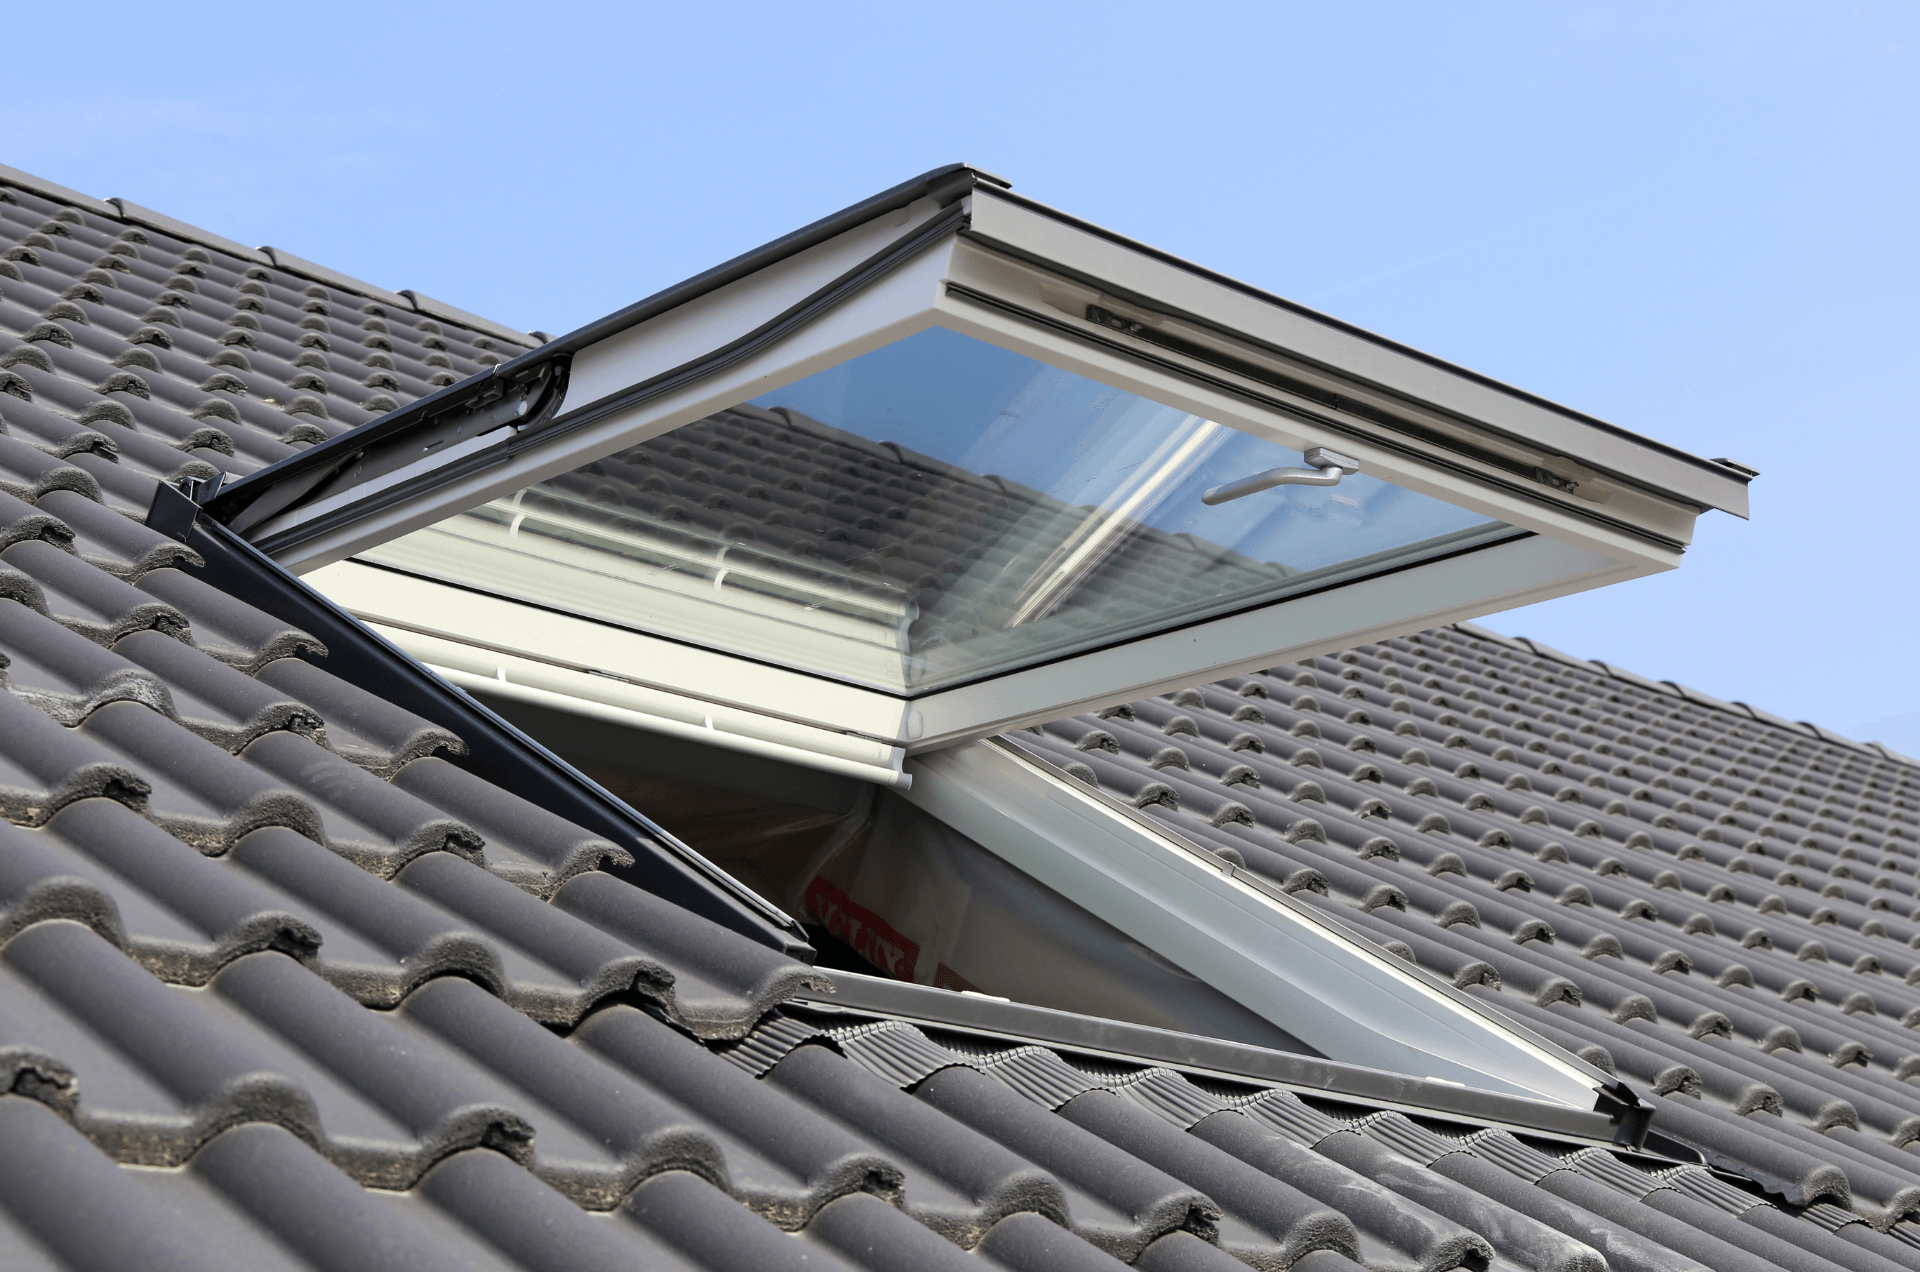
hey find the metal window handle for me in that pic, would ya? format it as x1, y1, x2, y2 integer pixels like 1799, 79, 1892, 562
1201, 447, 1362, 506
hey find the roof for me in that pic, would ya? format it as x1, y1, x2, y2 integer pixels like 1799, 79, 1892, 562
1009, 624, 1920, 1243
0, 162, 1915, 1272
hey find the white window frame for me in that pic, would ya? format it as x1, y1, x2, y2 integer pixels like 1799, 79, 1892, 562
241, 173, 1745, 770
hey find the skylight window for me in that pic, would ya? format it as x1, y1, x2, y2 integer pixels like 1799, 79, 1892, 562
362, 327, 1516, 695
210, 163, 1752, 772
196, 164, 1743, 1126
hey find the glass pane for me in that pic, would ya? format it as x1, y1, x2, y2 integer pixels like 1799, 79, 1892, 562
363, 328, 1516, 694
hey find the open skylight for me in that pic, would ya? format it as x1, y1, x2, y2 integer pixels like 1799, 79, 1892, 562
193, 164, 1748, 1130
209, 165, 1749, 774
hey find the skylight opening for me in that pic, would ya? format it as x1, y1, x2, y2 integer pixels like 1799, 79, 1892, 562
492, 696, 1317, 1052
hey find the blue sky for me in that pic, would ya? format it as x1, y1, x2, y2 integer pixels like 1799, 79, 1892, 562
8, 2, 1916, 745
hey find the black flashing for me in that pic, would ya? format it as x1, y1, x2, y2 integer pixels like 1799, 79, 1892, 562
207, 165, 1004, 556
545, 163, 1002, 360
162, 488, 812, 960
204, 354, 568, 536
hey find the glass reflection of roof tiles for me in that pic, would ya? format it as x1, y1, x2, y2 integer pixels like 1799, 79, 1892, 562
375, 395, 1510, 693
535, 404, 1284, 656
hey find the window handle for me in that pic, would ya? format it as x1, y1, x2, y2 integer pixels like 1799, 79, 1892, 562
1201, 447, 1361, 506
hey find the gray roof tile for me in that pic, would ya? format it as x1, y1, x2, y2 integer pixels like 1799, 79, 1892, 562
548, 871, 825, 1039
81, 700, 327, 852
1314, 1125, 1613, 1272
0, 599, 174, 722
1059, 1090, 1360, 1270
5, 539, 187, 642
388, 757, 625, 896
0, 1096, 232, 1272
0, 687, 149, 823
0, 922, 534, 1180
238, 732, 483, 873
3, 800, 318, 984
1190, 1110, 1494, 1272
767, 1041, 1070, 1245
1423, 1147, 1718, 1271
971, 1210, 1138, 1271
256, 247, 413, 313
134, 566, 324, 671
1011, 619, 1920, 1240
915, 1063, 1218, 1262
253, 655, 462, 777
114, 630, 323, 750
38, 488, 200, 578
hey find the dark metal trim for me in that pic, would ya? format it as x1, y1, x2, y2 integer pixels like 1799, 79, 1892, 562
150, 483, 814, 959
542, 164, 1000, 359
205, 354, 569, 534
206, 165, 1004, 547
232, 198, 975, 563
793, 971, 1645, 1144
941, 280, 1691, 555
510, 200, 973, 462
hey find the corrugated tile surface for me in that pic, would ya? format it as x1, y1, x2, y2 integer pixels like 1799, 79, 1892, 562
0, 171, 533, 494
3, 164, 1916, 1270
1010, 621, 1920, 1251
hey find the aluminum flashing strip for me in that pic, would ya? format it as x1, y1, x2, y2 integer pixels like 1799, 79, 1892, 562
793, 970, 1628, 1144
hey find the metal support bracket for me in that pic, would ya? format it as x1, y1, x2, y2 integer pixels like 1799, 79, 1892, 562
1202, 446, 1362, 506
